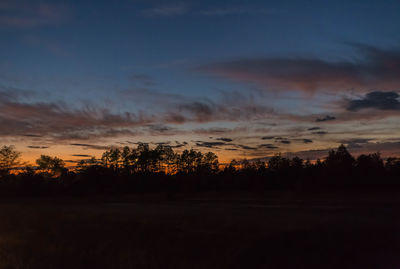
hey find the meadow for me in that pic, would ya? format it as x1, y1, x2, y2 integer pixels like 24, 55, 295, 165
0, 191, 399, 269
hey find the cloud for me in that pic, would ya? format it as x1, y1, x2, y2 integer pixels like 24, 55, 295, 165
312, 131, 327, 135
281, 141, 400, 160
199, 45, 400, 93
261, 136, 275, 140
259, 144, 279, 149
193, 127, 246, 135
200, 7, 247, 16
0, 1, 71, 28
23, 134, 43, 138
347, 91, 400, 111
307, 127, 321, 131
235, 144, 257, 150
195, 141, 226, 148
0, 93, 152, 140
215, 137, 233, 142
27, 145, 49, 149
123, 89, 276, 125
199, 4, 283, 16
146, 124, 175, 134
0, 86, 33, 101
171, 142, 187, 148
316, 115, 336, 122
340, 138, 371, 148
70, 144, 110, 150
2, 89, 271, 140
71, 154, 92, 157
303, 139, 313, 143
141, 3, 189, 17
130, 74, 156, 87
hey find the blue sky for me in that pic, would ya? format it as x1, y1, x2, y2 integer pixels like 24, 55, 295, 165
1, 0, 400, 163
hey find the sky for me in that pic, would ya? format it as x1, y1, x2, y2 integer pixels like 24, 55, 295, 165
1, 0, 400, 164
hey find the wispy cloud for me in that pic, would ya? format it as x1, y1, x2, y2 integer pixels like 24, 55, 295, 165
199, 45, 400, 93
141, 3, 189, 17
200, 6, 282, 16
70, 144, 110, 150
0, 90, 152, 140
316, 115, 336, 122
27, 145, 49, 149
0, 1, 71, 28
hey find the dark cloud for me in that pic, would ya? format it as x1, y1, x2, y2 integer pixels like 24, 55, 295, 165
171, 144, 186, 148
316, 115, 336, 122
261, 136, 275, 140
307, 127, 321, 131
216, 137, 233, 142
146, 124, 175, 134
200, 45, 400, 93
347, 91, 400, 111
195, 141, 226, 148
280, 140, 291, 144
70, 144, 109, 150
274, 136, 284, 140
27, 145, 49, 149
71, 154, 92, 157
23, 134, 43, 138
193, 127, 243, 135
236, 144, 258, 150
312, 131, 327, 135
303, 139, 313, 143
259, 144, 279, 149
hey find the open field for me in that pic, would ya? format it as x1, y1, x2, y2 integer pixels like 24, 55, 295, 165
0, 192, 400, 269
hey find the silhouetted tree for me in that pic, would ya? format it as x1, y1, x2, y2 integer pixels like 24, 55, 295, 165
200, 152, 219, 173
325, 144, 355, 173
268, 155, 290, 172
0, 142, 399, 196
386, 157, 400, 178
36, 155, 67, 177
0, 145, 21, 176
102, 148, 121, 171
356, 153, 384, 173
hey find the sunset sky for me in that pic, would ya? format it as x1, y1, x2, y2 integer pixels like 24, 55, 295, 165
1, 0, 400, 164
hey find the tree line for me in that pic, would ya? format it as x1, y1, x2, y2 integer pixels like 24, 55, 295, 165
0, 143, 400, 196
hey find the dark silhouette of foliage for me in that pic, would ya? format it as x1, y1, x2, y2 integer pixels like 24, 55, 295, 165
36, 155, 67, 177
0, 143, 400, 196
0, 145, 21, 176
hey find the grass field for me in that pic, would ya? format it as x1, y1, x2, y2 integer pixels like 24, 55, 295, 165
0, 191, 399, 269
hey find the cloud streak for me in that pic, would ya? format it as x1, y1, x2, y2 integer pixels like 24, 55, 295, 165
141, 3, 189, 17
0, 1, 71, 28
200, 45, 400, 93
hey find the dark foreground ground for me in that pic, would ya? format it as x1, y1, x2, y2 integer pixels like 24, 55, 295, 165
1, 191, 400, 269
